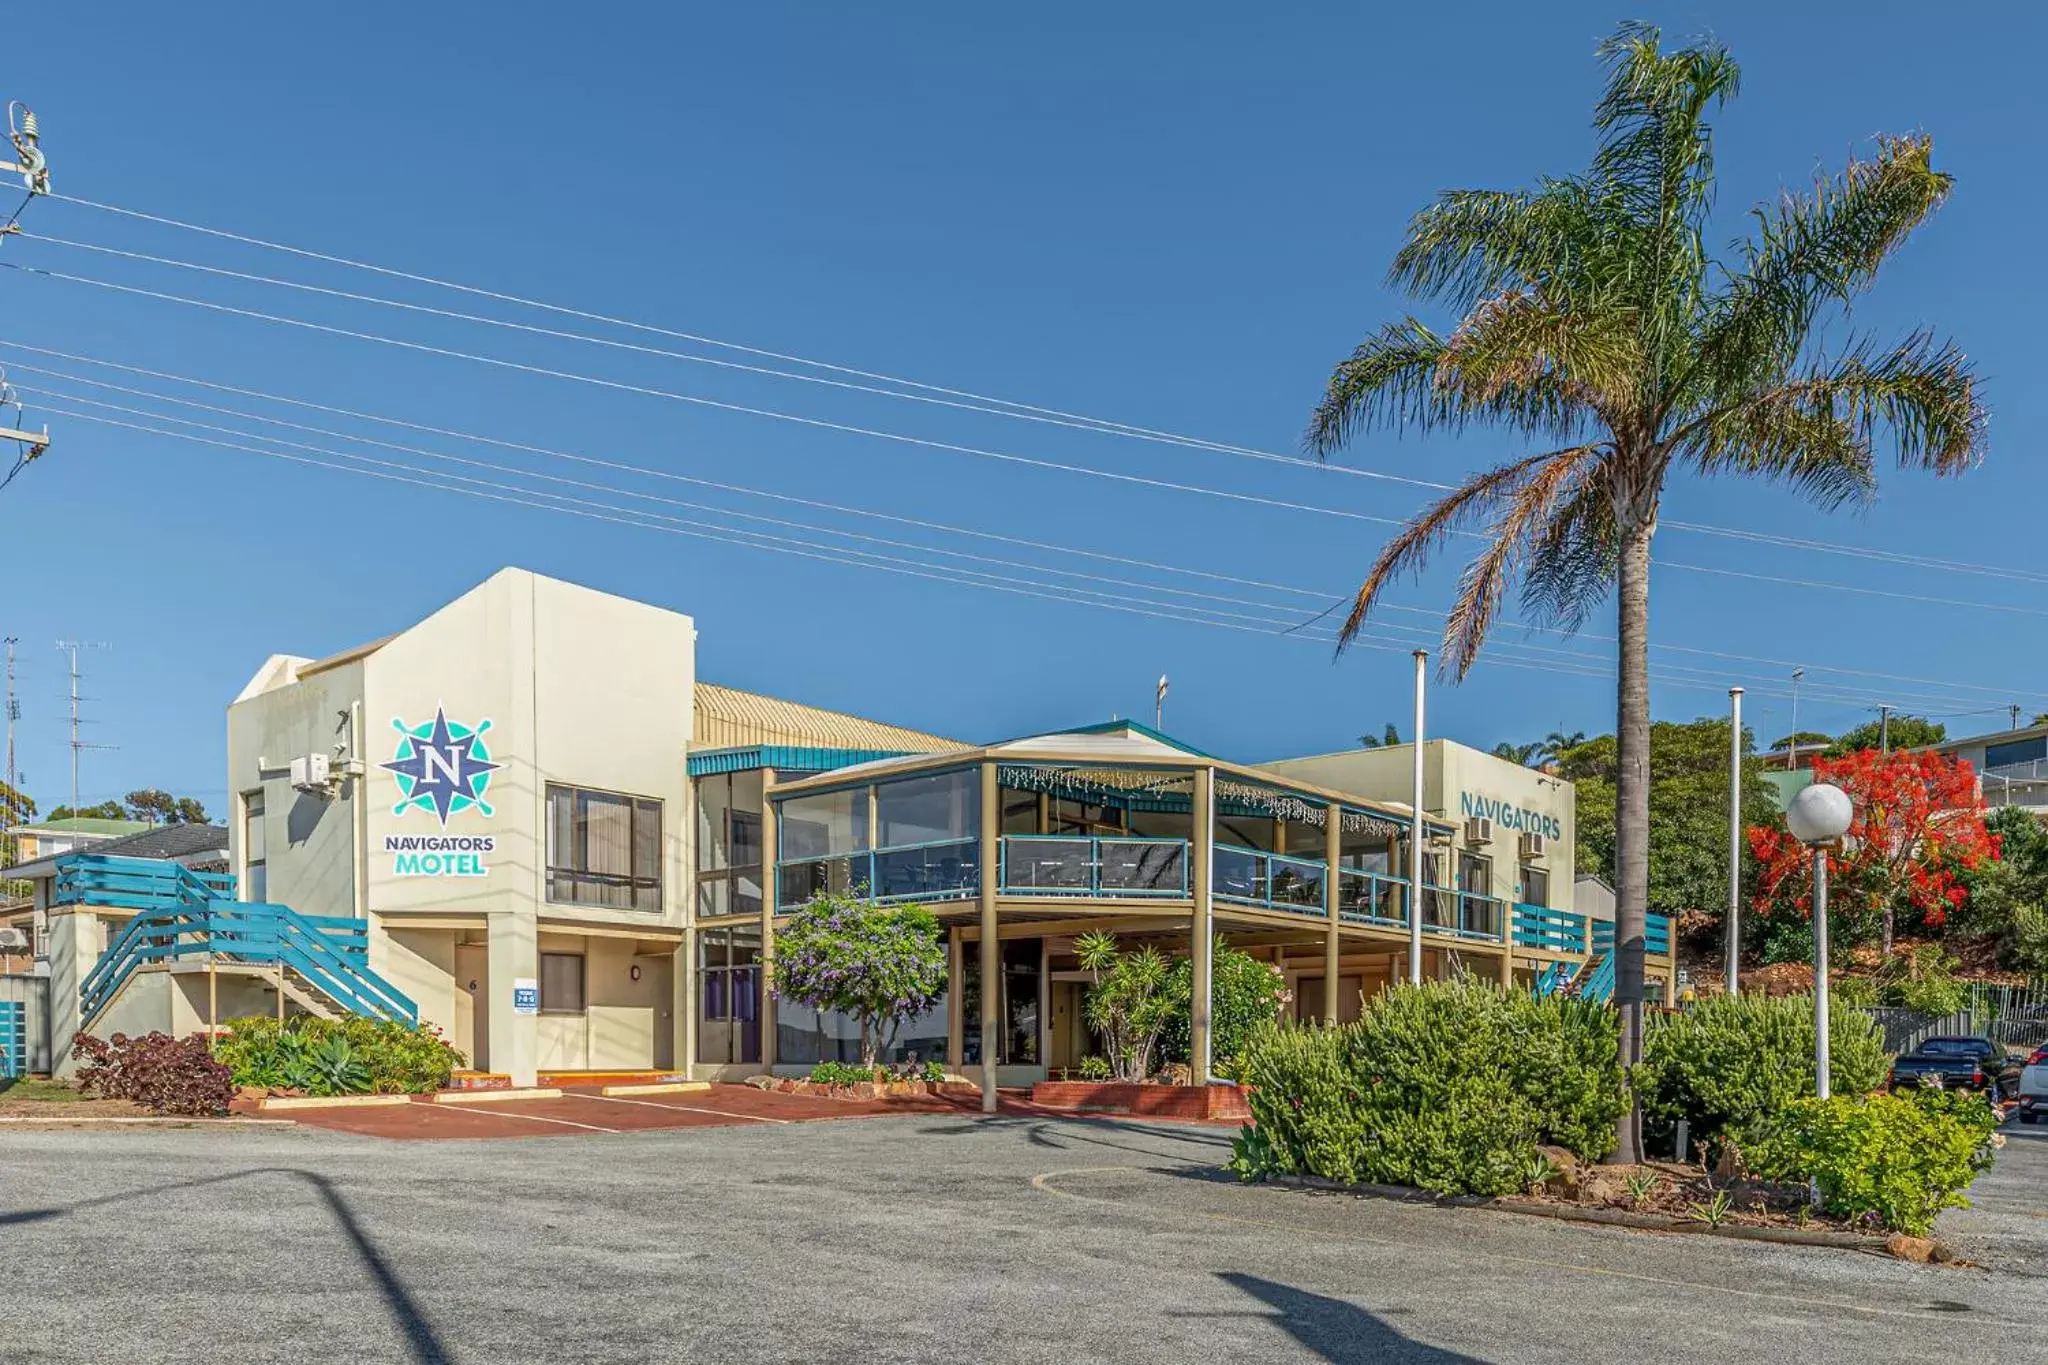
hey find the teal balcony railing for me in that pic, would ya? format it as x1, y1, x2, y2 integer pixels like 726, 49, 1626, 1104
1213, 845, 1326, 915
777, 837, 981, 908
1592, 914, 1673, 957
1337, 868, 1407, 927
1000, 835, 1188, 896
1512, 904, 1590, 955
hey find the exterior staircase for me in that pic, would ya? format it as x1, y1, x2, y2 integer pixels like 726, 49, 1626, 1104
61, 855, 417, 1030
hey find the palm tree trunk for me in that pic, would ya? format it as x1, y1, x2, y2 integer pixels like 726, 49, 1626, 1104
1611, 516, 1654, 1165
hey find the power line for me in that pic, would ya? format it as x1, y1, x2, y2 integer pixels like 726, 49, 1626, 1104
38, 399, 2014, 715
10, 342, 2044, 707
8, 255, 2047, 637
28, 196, 2041, 587
8, 373, 1993, 710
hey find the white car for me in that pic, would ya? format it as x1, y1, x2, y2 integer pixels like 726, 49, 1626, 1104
2019, 1059, 2048, 1125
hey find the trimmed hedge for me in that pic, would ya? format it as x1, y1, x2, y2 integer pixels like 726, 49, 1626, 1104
1637, 993, 1889, 1149
1237, 981, 1625, 1196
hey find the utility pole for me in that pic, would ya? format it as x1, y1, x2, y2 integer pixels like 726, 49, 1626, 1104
2012, 704, 2023, 732
1726, 687, 1743, 998
1787, 667, 1805, 770
3, 636, 15, 798
0, 102, 55, 480
1878, 705, 1892, 755
54, 640, 113, 818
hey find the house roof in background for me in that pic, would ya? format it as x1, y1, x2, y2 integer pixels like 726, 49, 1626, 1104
7, 817, 154, 838
6, 823, 230, 882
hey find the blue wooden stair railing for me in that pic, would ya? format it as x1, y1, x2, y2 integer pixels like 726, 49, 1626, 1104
1574, 951, 1617, 1005
61, 854, 416, 1027
1531, 960, 1575, 997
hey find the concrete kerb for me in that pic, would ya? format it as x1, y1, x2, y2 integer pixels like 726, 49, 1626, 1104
432, 1087, 565, 1105
261, 1094, 413, 1112
600, 1081, 711, 1097
1266, 1174, 1898, 1255
0, 1115, 297, 1128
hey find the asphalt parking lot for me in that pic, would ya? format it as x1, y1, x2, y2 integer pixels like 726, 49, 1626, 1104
2, 1112, 2042, 1364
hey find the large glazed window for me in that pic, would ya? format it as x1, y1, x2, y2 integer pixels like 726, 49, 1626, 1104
874, 769, 979, 848
546, 784, 664, 911
694, 772, 764, 918
779, 788, 869, 860
242, 789, 268, 903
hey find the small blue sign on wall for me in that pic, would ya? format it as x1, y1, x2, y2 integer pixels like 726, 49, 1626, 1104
512, 979, 540, 1016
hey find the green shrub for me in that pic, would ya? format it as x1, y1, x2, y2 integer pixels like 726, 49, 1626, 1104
1747, 1090, 2000, 1235
1160, 938, 1290, 1077
214, 1016, 465, 1095
807, 1061, 879, 1087
1638, 993, 1888, 1146
1236, 980, 1625, 1196
1076, 1054, 1112, 1081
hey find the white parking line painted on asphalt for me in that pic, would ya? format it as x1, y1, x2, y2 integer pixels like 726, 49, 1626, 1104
427, 1103, 621, 1135
580, 1093, 794, 1125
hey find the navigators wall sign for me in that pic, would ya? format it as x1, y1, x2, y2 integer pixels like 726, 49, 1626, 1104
381, 706, 500, 877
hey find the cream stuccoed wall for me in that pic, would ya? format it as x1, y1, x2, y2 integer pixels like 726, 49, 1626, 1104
226, 659, 367, 922
1263, 740, 1576, 910
226, 568, 696, 1085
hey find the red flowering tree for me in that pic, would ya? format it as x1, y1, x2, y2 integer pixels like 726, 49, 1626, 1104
1749, 749, 1997, 954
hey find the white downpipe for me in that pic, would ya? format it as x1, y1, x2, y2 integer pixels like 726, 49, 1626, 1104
1409, 651, 1426, 987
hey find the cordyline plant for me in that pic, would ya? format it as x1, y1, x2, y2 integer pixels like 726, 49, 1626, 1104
1075, 931, 1180, 1083
1306, 23, 1984, 1160
772, 890, 947, 1070
1750, 748, 1997, 955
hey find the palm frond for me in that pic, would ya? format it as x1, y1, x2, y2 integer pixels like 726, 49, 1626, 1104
1441, 444, 1606, 677
1684, 329, 1984, 489
1694, 134, 1953, 403
1335, 443, 1603, 659
1437, 288, 1640, 418
1305, 318, 1452, 455
1386, 181, 1599, 313
1517, 466, 1622, 632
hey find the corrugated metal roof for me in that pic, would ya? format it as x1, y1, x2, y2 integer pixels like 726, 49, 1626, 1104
692, 683, 967, 753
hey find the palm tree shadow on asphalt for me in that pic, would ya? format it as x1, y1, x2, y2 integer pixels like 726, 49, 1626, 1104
1, 1167, 449, 1364
1209, 1273, 1480, 1363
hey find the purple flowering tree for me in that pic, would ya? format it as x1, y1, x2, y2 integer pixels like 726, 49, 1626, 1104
772, 890, 948, 1071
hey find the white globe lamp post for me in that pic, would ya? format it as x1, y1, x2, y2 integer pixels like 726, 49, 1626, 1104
1784, 782, 1854, 1099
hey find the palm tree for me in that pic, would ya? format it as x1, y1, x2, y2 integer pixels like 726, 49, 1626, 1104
1306, 24, 1983, 1161
1542, 730, 1588, 765
1492, 740, 1543, 765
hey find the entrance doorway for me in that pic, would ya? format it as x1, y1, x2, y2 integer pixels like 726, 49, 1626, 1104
454, 942, 488, 1071
1047, 978, 1096, 1073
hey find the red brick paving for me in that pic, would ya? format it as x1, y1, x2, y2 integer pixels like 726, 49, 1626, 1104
272, 1083, 1234, 1141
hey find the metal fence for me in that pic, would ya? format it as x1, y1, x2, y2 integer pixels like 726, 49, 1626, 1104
1861, 981, 2048, 1055
0, 974, 51, 1076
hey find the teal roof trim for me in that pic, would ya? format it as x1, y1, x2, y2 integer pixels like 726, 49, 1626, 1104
687, 745, 914, 778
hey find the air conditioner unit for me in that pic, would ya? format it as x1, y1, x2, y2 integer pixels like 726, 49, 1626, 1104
1463, 816, 1493, 845
0, 926, 28, 950
289, 752, 332, 794
1520, 831, 1548, 859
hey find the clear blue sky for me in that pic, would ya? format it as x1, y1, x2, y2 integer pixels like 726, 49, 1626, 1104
1, 2, 2042, 816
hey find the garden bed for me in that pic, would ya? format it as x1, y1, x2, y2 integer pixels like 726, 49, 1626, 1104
749, 1076, 969, 1102
1032, 1081, 1250, 1122
0, 1077, 150, 1119
1262, 1157, 1957, 1261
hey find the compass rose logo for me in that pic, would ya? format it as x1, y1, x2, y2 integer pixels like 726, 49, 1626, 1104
380, 707, 500, 826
